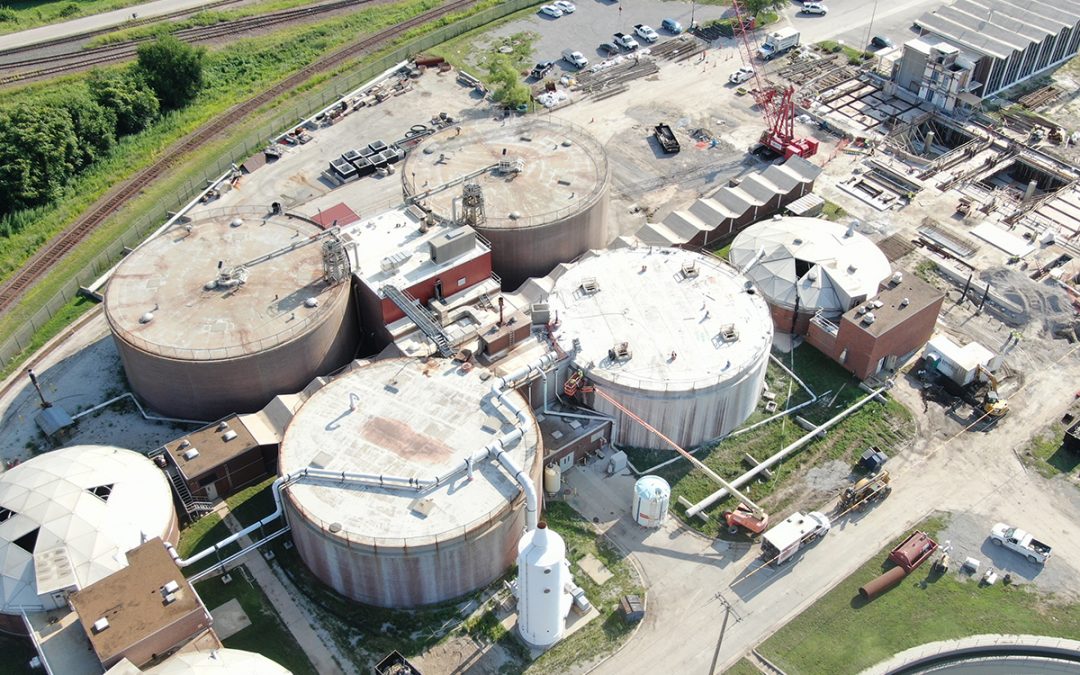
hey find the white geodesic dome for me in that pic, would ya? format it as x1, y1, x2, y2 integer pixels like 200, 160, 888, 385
0, 445, 177, 616
147, 648, 291, 674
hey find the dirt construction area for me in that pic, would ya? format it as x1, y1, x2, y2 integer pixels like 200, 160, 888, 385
3, 0, 1080, 672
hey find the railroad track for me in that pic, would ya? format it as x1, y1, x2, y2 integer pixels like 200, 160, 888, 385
0, 0, 479, 315
0, 0, 367, 85
0, 0, 246, 58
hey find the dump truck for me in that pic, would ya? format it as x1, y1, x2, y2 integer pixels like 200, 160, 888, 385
838, 471, 891, 511
990, 523, 1051, 564
761, 511, 830, 564
653, 123, 680, 154
758, 27, 800, 60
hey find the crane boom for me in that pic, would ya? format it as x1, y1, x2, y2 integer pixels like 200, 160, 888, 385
591, 387, 765, 518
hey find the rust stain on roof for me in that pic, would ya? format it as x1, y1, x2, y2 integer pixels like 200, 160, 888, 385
362, 417, 453, 462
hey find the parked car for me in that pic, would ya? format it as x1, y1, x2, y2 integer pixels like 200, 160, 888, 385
599, 42, 620, 56
539, 4, 563, 18
634, 23, 659, 43
613, 32, 639, 50
529, 60, 555, 79
729, 65, 754, 84
800, 2, 828, 14
990, 523, 1052, 564
870, 35, 894, 49
562, 48, 588, 69
553, 0, 576, 13
661, 18, 683, 33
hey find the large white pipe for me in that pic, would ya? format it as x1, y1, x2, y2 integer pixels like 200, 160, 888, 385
685, 384, 890, 517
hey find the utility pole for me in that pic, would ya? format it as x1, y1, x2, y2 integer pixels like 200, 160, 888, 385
863, 0, 880, 50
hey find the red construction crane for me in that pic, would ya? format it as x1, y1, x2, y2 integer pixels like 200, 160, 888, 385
729, 0, 819, 160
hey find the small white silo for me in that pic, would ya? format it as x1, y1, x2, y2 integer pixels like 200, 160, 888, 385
633, 476, 671, 528
517, 522, 572, 647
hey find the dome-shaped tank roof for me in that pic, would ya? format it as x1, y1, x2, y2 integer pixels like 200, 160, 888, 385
547, 247, 773, 393
0, 445, 175, 614
147, 648, 291, 674
634, 475, 670, 499
729, 217, 891, 315
105, 210, 350, 361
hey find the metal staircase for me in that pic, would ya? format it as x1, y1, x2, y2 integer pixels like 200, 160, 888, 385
163, 464, 214, 518
381, 284, 454, 357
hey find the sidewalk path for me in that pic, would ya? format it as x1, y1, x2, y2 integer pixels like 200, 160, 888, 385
1, 0, 224, 50
216, 504, 350, 675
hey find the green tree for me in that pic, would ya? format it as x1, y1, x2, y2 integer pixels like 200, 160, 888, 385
135, 36, 206, 110
0, 104, 79, 212
57, 91, 117, 169
90, 70, 160, 135
486, 55, 530, 108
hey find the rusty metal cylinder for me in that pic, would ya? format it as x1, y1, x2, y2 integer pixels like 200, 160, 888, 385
858, 566, 908, 601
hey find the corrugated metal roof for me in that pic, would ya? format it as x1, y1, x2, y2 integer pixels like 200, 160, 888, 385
918, 0, 1080, 59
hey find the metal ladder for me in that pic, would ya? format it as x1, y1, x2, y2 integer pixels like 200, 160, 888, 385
381, 284, 454, 357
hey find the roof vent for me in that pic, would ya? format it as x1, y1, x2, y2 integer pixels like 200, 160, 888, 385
217, 421, 229, 431
845, 221, 858, 237
891, 271, 904, 284
182, 448, 200, 461
580, 277, 600, 295
178, 440, 190, 449
862, 312, 876, 325
858, 306, 868, 315
163, 580, 181, 594
848, 264, 858, 274
304, 298, 319, 308
719, 324, 739, 342
230, 218, 243, 228
792, 238, 803, 245
900, 297, 910, 307
222, 430, 238, 441
92, 618, 109, 634
139, 312, 154, 324
872, 300, 884, 309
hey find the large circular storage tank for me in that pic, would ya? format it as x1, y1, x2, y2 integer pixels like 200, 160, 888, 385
402, 118, 610, 289
729, 216, 892, 335
148, 648, 291, 674
0, 445, 178, 635
279, 358, 542, 608
105, 210, 358, 421
632, 475, 670, 528
548, 247, 773, 450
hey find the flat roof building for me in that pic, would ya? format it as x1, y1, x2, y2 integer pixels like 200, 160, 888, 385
70, 539, 211, 670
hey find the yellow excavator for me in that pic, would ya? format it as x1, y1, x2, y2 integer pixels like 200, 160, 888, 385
975, 365, 1009, 418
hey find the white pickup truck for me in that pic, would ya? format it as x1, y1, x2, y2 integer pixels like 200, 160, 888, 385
989, 523, 1052, 564
761, 511, 830, 564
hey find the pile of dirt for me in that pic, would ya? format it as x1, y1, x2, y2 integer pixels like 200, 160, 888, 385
980, 267, 1080, 341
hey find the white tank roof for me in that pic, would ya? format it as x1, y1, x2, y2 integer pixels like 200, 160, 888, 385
0, 446, 174, 615
146, 648, 291, 674
634, 475, 670, 500
729, 217, 891, 315
279, 359, 540, 544
547, 247, 773, 393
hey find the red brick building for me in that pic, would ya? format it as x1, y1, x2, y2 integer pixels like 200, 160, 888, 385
806, 274, 944, 380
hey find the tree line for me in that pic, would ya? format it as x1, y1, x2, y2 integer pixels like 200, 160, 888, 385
0, 36, 207, 219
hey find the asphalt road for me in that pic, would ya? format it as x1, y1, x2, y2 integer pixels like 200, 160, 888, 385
0, 0, 225, 50
779, 0, 942, 52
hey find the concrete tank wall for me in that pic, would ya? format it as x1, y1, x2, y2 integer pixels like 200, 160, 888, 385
113, 295, 358, 421
479, 191, 608, 290
582, 352, 769, 450
283, 452, 541, 608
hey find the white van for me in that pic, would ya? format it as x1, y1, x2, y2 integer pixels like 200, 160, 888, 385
562, 49, 589, 69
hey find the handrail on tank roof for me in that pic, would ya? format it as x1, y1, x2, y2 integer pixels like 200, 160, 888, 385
166, 354, 556, 567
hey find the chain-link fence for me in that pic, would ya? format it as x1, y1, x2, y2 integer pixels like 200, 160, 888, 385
0, 0, 541, 370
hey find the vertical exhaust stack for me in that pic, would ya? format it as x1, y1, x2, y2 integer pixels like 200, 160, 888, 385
516, 521, 572, 647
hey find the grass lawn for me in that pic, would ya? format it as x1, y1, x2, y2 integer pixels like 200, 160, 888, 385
1021, 424, 1079, 478
623, 347, 916, 538
757, 514, 1080, 674
429, 19, 542, 75
0, 297, 96, 380
726, 658, 764, 675
820, 199, 847, 222
194, 566, 318, 675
